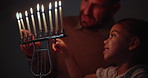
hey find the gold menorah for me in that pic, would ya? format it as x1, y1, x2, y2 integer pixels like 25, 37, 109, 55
16, 1, 65, 78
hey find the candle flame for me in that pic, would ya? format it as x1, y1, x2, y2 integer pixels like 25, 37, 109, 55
59, 1, 61, 6
49, 2, 52, 10
25, 11, 28, 16
19, 13, 22, 19
30, 8, 33, 14
16, 12, 19, 20
55, 1, 57, 8
37, 4, 40, 11
41, 4, 44, 12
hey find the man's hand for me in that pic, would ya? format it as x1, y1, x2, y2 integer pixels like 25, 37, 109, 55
20, 42, 41, 58
19, 29, 41, 59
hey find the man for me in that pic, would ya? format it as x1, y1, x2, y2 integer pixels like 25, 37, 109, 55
20, 0, 121, 78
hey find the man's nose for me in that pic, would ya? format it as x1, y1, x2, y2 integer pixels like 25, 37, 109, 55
83, 5, 92, 15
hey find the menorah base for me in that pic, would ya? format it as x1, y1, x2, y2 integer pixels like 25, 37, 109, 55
20, 34, 66, 78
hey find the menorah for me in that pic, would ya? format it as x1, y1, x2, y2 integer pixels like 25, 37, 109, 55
16, 1, 65, 78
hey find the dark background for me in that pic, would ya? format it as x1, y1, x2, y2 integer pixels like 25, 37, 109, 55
0, 0, 148, 78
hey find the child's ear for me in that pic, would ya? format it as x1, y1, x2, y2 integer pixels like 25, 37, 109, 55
129, 36, 140, 51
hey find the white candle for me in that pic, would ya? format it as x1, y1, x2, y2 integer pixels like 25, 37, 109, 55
37, 4, 42, 31
41, 4, 48, 34
30, 8, 37, 36
16, 12, 23, 38
55, 1, 58, 34
49, 2, 53, 34
25, 11, 31, 35
19, 13, 27, 37
59, 1, 63, 33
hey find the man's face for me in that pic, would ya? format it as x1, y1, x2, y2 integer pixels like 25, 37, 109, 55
80, 0, 114, 28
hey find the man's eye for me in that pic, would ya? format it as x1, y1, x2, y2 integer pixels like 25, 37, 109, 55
93, 4, 105, 8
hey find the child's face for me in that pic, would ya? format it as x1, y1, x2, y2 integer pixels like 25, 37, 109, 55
103, 24, 132, 63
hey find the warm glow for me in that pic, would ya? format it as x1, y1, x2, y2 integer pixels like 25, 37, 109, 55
49, 2, 52, 10
25, 10, 31, 34
55, 1, 57, 8
16, 12, 19, 20
19, 12, 27, 37
41, 4, 44, 12
30, 8, 33, 14
37, 4, 40, 11
16, 12, 23, 38
25, 11, 28, 16
19, 13, 22, 18
37, 3, 42, 31
49, 2, 53, 33
59, 0, 63, 33
30, 7, 37, 36
55, 1, 58, 34
59, 1, 61, 7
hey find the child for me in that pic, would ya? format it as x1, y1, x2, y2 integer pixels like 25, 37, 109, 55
52, 18, 148, 78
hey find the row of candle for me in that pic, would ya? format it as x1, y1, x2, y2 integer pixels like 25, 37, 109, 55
16, 1, 63, 39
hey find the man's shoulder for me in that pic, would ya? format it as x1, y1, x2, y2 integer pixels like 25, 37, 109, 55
63, 16, 80, 28
63, 16, 79, 21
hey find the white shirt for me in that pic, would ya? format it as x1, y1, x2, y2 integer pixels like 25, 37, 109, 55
96, 65, 148, 78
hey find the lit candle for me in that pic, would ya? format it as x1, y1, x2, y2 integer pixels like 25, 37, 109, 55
37, 4, 42, 32
59, 1, 63, 33
30, 8, 37, 36
41, 4, 48, 34
49, 2, 53, 34
16, 12, 23, 38
25, 11, 31, 35
19, 13, 27, 37
55, 1, 58, 34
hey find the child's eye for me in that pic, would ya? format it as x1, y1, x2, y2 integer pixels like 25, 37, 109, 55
110, 34, 116, 38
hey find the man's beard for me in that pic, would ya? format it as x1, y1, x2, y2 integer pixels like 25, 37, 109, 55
79, 10, 113, 31
79, 12, 102, 30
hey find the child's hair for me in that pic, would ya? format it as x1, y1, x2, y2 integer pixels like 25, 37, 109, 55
115, 18, 148, 64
